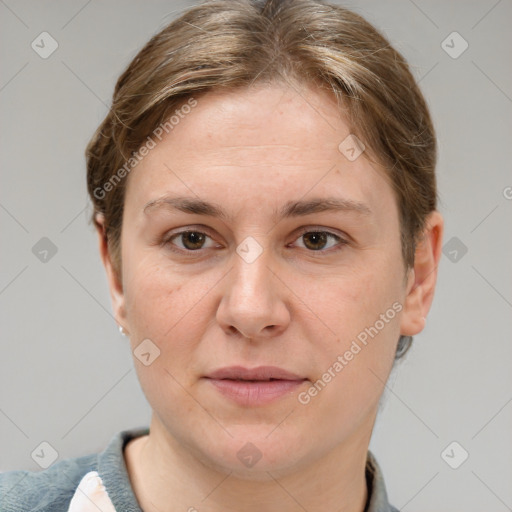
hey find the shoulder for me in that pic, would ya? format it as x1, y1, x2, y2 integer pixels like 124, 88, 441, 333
365, 450, 399, 512
0, 453, 97, 512
0, 427, 149, 512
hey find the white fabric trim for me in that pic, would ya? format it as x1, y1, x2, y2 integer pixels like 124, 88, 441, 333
67, 470, 117, 512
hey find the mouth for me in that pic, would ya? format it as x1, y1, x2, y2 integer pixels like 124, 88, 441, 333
203, 366, 308, 406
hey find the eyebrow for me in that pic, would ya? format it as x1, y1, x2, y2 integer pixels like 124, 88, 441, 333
143, 195, 372, 221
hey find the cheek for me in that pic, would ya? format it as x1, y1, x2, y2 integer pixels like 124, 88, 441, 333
298, 274, 401, 434
302, 257, 403, 409
122, 257, 221, 365
124, 263, 181, 337
123, 263, 199, 405
313, 257, 404, 340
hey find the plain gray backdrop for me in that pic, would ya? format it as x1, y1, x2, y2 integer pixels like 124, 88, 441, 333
1, 1, 511, 510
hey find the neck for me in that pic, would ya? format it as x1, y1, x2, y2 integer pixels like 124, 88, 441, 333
125, 415, 372, 512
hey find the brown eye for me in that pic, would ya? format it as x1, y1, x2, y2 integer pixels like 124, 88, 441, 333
302, 232, 329, 251
181, 232, 206, 250
168, 231, 211, 251
292, 230, 347, 253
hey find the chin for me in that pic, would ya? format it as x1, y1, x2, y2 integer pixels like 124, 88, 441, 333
193, 423, 310, 479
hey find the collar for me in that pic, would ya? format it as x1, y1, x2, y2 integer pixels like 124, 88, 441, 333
70, 427, 397, 512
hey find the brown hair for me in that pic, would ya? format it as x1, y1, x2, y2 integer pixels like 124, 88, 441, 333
86, 0, 438, 358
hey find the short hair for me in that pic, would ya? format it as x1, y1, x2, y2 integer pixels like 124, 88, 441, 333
86, 0, 437, 359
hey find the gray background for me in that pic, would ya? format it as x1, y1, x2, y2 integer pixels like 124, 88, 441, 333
1, 0, 511, 510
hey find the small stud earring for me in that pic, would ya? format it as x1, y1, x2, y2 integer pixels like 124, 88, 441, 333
118, 325, 128, 336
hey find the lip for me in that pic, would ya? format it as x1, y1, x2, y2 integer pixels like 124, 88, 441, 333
206, 365, 305, 381
204, 366, 307, 406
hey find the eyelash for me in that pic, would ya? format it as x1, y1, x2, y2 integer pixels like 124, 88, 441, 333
162, 227, 349, 257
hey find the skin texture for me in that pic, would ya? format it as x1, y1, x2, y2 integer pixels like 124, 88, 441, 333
96, 82, 443, 512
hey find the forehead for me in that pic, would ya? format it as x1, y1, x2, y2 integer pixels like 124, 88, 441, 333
124, 83, 396, 222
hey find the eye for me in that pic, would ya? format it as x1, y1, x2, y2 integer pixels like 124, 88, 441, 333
291, 229, 348, 252
165, 230, 218, 252
162, 227, 348, 255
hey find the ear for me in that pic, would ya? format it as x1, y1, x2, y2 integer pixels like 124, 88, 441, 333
94, 213, 129, 333
400, 210, 444, 336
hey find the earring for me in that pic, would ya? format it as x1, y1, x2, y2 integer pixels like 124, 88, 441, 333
118, 325, 128, 336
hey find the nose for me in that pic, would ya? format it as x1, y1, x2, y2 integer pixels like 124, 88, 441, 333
216, 247, 291, 340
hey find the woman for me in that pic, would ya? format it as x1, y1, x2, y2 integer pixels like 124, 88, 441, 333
0, 0, 443, 510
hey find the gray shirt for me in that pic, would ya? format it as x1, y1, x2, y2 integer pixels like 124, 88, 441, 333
0, 426, 398, 511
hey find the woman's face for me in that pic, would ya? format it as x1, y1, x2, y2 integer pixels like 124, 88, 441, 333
106, 82, 426, 477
